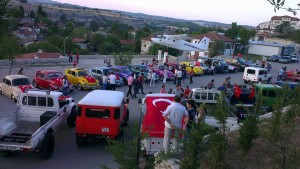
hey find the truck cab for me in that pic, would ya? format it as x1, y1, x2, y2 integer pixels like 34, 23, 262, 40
254, 84, 282, 110
76, 90, 128, 147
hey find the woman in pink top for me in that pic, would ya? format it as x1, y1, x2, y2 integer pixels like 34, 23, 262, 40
160, 85, 166, 93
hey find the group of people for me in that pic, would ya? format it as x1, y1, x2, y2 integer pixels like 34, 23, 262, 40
126, 72, 145, 99
67, 51, 80, 68
101, 72, 117, 91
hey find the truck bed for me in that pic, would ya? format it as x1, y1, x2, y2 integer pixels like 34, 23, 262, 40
0, 121, 40, 145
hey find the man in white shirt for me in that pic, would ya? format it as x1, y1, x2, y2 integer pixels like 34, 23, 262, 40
108, 72, 116, 91
102, 73, 108, 90
163, 95, 189, 154
163, 67, 168, 84
176, 68, 183, 86
277, 67, 285, 81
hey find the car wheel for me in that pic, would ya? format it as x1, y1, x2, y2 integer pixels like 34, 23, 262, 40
159, 75, 164, 81
32, 80, 37, 88
76, 135, 88, 147
244, 80, 249, 84
11, 94, 16, 102
77, 83, 82, 91
40, 132, 55, 160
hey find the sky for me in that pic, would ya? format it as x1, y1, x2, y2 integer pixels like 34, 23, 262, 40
53, 0, 299, 26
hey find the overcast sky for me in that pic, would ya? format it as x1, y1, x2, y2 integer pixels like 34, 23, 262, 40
53, 0, 299, 26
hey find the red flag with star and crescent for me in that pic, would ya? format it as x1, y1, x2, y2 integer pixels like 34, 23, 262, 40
234, 84, 241, 98
249, 85, 255, 99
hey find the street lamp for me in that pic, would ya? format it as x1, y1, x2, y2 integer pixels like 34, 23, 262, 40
64, 37, 68, 56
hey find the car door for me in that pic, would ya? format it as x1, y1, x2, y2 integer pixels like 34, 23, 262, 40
1, 78, 9, 96
39, 73, 48, 89
68, 71, 77, 85
5, 79, 13, 97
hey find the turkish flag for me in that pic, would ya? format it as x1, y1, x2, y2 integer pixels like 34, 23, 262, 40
238, 52, 242, 58
249, 85, 255, 99
234, 84, 241, 98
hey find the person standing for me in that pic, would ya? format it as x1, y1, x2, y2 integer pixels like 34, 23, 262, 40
173, 68, 178, 85
277, 67, 285, 81
132, 76, 139, 98
184, 86, 191, 99
126, 73, 134, 99
163, 95, 189, 154
207, 79, 215, 89
182, 65, 186, 85
150, 71, 156, 88
102, 73, 108, 90
17, 68, 23, 75
163, 67, 168, 84
73, 59, 77, 68
104, 56, 107, 64
184, 100, 198, 143
160, 85, 166, 93
210, 64, 215, 76
62, 75, 69, 96
76, 52, 79, 63
138, 73, 145, 94
266, 63, 272, 73
176, 68, 183, 86
189, 67, 194, 84
108, 72, 116, 91
147, 71, 152, 87
173, 85, 183, 97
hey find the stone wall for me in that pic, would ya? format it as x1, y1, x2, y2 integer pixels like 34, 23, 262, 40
0, 57, 69, 66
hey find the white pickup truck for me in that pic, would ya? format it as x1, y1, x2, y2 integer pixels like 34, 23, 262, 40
0, 90, 76, 159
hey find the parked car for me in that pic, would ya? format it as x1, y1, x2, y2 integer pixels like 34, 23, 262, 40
244, 59, 259, 67
76, 90, 128, 146
65, 68, 99, 91
284, 69, 300, 82
231, 104, 269, 121
0, 90, 77, 159
279, 56, 292, 64
254, 84, 282, 110
275, 81, 299, 90
32, 70, 74, 92
267, 55, 281, 62
0, 75, 33, 102
243, 67, 272, 84
153, 65, 175, 81
219, 60, 238, 72
111, 66, 132, 85
195, 61, 209, 74
88, 67, 123, 86
128, 64, 158, 81
180, 62, 204, 75
290, 55, 299, 62
214, 55, 249, 71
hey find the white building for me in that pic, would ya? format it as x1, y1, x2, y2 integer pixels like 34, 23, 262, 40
248, 41, 284, 57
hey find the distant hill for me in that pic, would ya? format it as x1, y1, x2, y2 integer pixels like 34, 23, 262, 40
27, 0, 58, 4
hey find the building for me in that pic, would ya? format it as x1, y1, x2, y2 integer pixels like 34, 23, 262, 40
140, 36, 153, 54
256, 15, 300, 34
72, 38, 88, 49
16, 49, 62, 59
191, 32, 236, 57
248, 41, 284, 57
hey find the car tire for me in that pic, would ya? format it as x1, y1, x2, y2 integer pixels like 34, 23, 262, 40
40, 132, 55, 160
244, 80, 249, 84
76, 135, 88, 147
67, 107, 77, 128
77, 83, 82, 91
122, 77, 128, 85
32, 80, 37, 88
11, 94, 16, 102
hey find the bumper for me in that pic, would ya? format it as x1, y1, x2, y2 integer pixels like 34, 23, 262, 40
83, 84, 101, 89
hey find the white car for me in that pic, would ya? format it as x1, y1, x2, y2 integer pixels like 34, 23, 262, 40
243, 67, 272, 84
0, 75, 33, 102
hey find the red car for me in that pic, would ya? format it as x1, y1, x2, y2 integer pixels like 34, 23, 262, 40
32, 70, 74, 92
285, 69, 300, 82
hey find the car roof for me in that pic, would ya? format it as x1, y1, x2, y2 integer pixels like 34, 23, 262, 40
40, 70, 62, 74
22, 90, 63, 98
78, 90, 124, 107
254, 84, 282, 89
93, 67, 111, 70
4, 75, 29, 80
67, 68, 85, 71
245, 67, 267, 70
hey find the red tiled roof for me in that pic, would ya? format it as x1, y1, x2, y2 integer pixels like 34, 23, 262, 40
141, 36, 152, 41
72, 38, 87, 43
256, 32, 271, 38
14, 30, 37, 36
271, 15, 300, 21
16, 52, 61, 59
36, 22, 48, 27
191, 32, 235, 42
119, 40, 135, 45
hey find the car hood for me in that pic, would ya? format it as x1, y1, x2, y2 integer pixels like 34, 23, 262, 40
15, 85, 34, 92
116, 73, 130, 78
81, 76, 97, 83
48, 77, 63, 85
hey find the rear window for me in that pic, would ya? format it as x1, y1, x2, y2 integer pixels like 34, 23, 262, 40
86, 108, 110, 119
28, 96, 36, 106
247, 69, 255, 75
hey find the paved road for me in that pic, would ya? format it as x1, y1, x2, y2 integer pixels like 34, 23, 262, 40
0, 57, 299, 169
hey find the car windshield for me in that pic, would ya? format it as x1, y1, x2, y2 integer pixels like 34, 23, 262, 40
103, 69, 112, 74
237, 58, 246, 64
12, 78, 30, 86
78, 70, 88, 76
48, 72, 63, 78
219, 60, 228, 66
121, 67, 130, 73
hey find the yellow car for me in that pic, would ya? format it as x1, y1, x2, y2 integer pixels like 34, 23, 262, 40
180, 62, 204, 75
65, 68, 99, 90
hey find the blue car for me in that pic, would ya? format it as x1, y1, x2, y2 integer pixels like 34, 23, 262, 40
275, 81, 299, 90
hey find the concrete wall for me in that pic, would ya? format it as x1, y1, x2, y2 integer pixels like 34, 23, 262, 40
248, 45, 281, 56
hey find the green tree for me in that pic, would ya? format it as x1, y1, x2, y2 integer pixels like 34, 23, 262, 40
113, 52, 134, 66
225, 22, 238, 40
210, 40, 225, 57
88, 33, 104, 52
90, 20, 99, 32
8, 6, 24, 18
22, 42, 61, 53
60, 13, 67, 23
29, 10, 34, 18
0, 35, 21, 59
275, 21, 295, 38
37, 5, 47, 17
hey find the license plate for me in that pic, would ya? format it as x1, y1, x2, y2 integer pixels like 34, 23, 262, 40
0, 146, 22, 151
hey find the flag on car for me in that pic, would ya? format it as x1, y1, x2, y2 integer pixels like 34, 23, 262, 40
249, 85, 255, 99
234, 84, 241, 98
